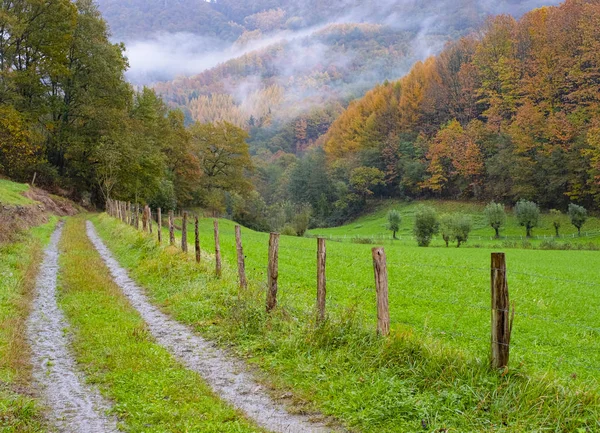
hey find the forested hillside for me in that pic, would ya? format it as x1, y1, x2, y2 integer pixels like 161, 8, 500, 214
316, 0, 600, 216
154, 23, 416, 150
0, 0, 249, 212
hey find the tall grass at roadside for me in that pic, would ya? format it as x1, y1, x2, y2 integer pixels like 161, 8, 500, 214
93, 213, 600, 432
0, 218, 58, 433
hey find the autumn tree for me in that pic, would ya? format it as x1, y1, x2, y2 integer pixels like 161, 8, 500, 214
349, 167, 385, 203
191, 121, 253, 209
0, 106, 39, 180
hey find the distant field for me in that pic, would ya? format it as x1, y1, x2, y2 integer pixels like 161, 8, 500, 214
111, 213, 600, 384
0, 179, 34, 206
309, 200, 600, 246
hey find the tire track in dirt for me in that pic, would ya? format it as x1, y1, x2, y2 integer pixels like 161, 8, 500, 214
86, 220, 334, 433
27, 222, 119, 433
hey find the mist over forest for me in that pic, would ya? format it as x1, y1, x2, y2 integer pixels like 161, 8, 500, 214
95, 0, 563, 160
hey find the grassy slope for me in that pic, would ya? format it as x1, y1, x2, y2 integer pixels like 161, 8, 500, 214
0, 218, 58, 432
0, 179, 34, 206
308, 200, 600, 245
93, 213, 600, 432
58, 216, 264, 433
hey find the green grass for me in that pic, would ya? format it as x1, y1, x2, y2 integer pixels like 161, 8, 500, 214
57, 216, 264, 433
0, 218, 58, 433
308, 199, 600, 247
93, 213, 600, 432
0, 179, 34, 206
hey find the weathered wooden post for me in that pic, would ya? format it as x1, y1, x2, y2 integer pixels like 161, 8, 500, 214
195, 216, 201, 263
372, 247, 390, 336
142, 205, 149, 231
181, 211, 188, 253
491, 253, 513, 369
149, 208, 153, 234
235, 225, 247, 290
157, 208, 162, 244
169, 211, 175, 246
317, 237, 326, 323
214, 220, 222, 277
266, 233, 280, 312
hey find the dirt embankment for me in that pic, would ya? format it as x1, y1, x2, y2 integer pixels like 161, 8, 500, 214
0, 188, 78, 244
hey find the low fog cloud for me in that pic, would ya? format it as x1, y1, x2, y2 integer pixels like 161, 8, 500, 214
125, 24, 333, 85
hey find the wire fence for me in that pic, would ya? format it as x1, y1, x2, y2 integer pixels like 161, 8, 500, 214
105, 200, 600, 385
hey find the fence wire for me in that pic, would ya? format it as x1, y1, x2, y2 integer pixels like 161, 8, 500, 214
105, 209, 600, 380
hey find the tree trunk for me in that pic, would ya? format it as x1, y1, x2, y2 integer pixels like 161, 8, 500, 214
494, 227, 500, 239
393, 231, 397, 240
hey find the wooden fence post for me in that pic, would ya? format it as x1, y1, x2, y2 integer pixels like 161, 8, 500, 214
142, 205, 148, 231
491, 253, 513, 370
214, 220, 222, 277
266, 233, 280, 312
195, 216, 201, 263
372, 247, 390, 337
317, 237, 326, 323
235, 225, 247, 290
181, 211, 188, 253
169, 211, 175, 246
122, 201, 126, 223
149, 208, 153, 234
157, 208, 162, 244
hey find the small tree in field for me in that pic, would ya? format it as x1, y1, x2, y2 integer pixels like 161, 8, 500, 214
550, 209, 561, 237
292, 204, 312, 236
440, 214, 454, 247
454, 214, 472, 247
514, 199, 540, 237
568, 203, 587, 236
387, 209, 401, 239
414, 206, 439, 247
440, 213, 472, 247
484, 202, 506, 239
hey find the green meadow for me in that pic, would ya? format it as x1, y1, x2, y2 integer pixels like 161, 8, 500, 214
92, 210, 600, 432
308, 200, 600, 247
